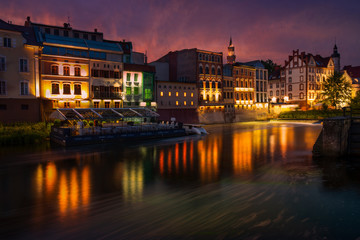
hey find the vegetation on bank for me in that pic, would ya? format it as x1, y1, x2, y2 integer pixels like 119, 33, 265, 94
0, 122, 52, 146
278, 110, 343, 120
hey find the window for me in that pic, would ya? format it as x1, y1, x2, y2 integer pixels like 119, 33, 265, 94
74, 32, 79, 38
133, 87, 139, 95
20, 81, 29, 95
75, 100, 81, 108
289, 93, 292, 100
126, 73, 131, 81
74, 67, 81, 76
134, 73, 138, 81
276, 90, 279, 96
281, 90, 284, 95
54, 29, 59, 36
52, 65, 59, 75
300, 76, 304, 82
45, 28, 50, 34
126, 87, 131, 95
270, 91, 273, 97
205, 66, 209, 74
105, 102, 110, 108
52, 83, 59, 94
64, 30, 69, 37
288, 77, 292, 83
19, 59, 28, 72
21, 104, 29, 110
74, 84, 81, 95
199, 65, 203, 74
300, 92, 304, 99
276, 83, 279, 88
184, 92, 186, 97
288, 69, 292, 74
83, 34, 88, 40
160, 91, 163, 96
0, 81, 6, 95
91, 35, 96, 41
184, 101, 187, 106
211, 66, 215, 75
115, 102, 120, 108
3, 37, 12, 47
191, 93, 194, 97
270, 83, 273, 89
63, 83, 71, 95
168, 91, 171, 96
94, 102, 99, 108
300, 84, 304, 90
217, 68, 221, 75
176, 101, 179, 106
191, 101, 194, 105
64, 102, 70, 108
63, 66, 70, 76
0, 57, 5, 71
288, 85, 292, 91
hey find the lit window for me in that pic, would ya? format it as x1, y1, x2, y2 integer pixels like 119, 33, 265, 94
169, 92, 171, 96
184, 101, 186, 105
134, 73, 138, 81
64, 102, 70, 108
76, 100, 81, 107
127, 73, 131, 81
176, 101, 179, 106
191, 93, 193, 97
20, 81, 29, 95
94, 102, 99, 108
184, 92, 186, 97
176, 92, 179, 96
105, 102, 110, 108
191, 101, 193, 105
52, 65, 59, 75
115, 102, 120, 108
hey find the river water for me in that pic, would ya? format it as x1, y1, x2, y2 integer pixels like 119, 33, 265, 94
1, 122, 360, 239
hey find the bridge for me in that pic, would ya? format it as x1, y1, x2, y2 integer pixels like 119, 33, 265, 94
313, 107, 360, 157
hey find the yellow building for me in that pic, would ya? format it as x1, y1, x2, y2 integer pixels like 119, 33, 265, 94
0, 19, 41, 122
233, 64, 256, 109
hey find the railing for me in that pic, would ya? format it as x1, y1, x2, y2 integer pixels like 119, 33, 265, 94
92, 92, 122, 99
343, 107, 360, 118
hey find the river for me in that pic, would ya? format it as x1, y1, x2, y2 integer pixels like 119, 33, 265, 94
1, 122, 360, 239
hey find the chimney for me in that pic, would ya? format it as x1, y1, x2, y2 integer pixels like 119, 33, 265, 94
25, 16, 31, 27
94, 28, 97, 33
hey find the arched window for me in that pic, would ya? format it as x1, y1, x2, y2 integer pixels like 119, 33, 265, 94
276, 90, 279, 96
270, 91, 273, 96
206, 81, 210, 88
74, 84, 82, 95
63, 83, 71, 95
211, 66, 215, 75
199, 53, 202, 60
217, 67, 221, 75
211, 55, 214, 62
241, 93, 244, 100
288, 85, 292, 91
74, 66, 81, 76
199, 65, 203, 74
236, 93, 239, 100
300, 92, 304, 99
51, 82, 60, 94
289, 93, 292, 100
63, 65, 70, 76
300, 83, 304, 90
212, 81, 215, 88
205, 66, 209, 74
51, 65, 59, 75
218, 82, 221, 88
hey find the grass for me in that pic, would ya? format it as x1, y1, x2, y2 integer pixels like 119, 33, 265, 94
0, 122, 52, 146
278, 110, 343, 120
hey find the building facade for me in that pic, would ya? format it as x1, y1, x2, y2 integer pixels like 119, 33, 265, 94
0, 19, 41, 122
233, 63, 255, 109
283, 49, 335, 109
343, 65, 360, 98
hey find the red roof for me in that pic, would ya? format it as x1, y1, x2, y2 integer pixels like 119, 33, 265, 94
344, 65, 360, 78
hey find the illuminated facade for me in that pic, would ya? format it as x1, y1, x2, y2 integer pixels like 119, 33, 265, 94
268, 67, 286, 103
227, 37, 236, 64
232, 63, 255, 109
283, 49, 335, 109
0, 19, 41, 122
343, 65, 360, 98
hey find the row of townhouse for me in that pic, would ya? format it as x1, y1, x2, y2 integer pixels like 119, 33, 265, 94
0, 17, 155, 123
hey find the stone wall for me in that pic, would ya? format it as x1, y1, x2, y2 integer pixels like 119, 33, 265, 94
313, 117, 351, 157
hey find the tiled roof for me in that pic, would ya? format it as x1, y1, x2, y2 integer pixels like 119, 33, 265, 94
313, 55, 331, 67
344, 65, 360, 79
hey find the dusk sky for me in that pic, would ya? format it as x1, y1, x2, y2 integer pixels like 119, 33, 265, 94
1, 0, 360, 66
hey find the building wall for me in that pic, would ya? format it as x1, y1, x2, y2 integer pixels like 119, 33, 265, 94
254, 68, 268, 108
0, 28, 41, 122
233, 65, 255, 109
156, 81, 198, 109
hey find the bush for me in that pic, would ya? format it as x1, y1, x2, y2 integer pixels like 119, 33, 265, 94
278, 110, 343, 120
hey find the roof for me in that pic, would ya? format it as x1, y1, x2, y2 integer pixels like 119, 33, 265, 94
344, 66, 360, 82
242, 60, 265, 69
37, 32, 123, 52
124, 63, 155, 73
313, 55, 331, 68
0, 19, 40, 46
269, 67, 281, 80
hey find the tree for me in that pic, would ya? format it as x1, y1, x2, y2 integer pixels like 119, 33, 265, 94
261, 59, 279, 75
322, 72, 352, 109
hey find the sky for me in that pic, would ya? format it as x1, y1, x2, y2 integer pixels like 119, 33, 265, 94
1, 0, 360, 66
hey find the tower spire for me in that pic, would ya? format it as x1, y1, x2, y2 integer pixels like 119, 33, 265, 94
229, 36, 232, 46
227, 36, 236, 64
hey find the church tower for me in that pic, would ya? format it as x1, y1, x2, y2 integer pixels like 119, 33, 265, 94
227, 37, 236, 64
331, 44, 340, 72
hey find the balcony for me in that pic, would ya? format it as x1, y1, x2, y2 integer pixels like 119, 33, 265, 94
92, 92, 122, 99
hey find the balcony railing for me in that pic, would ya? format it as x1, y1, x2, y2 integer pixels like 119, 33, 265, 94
92, 92, 122, 99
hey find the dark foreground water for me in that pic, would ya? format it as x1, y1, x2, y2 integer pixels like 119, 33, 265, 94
1, 122, 360, 239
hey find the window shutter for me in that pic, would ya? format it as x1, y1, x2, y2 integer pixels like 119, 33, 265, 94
12, 39, 16, 48
0, 37, 2, 47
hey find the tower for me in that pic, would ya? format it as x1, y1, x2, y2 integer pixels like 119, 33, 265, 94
227, 37, 236, 64
331, 44, 340, 72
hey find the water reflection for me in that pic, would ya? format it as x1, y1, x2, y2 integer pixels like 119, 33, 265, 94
6, 123, 360, 239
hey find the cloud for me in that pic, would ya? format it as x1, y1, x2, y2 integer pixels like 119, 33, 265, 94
1, 0, 360, 66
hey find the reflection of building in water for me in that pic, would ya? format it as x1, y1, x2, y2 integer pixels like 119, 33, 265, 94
122, 160, 144, 202
33, 162, 91, 217
198, 137, 221, 183
233, 132, 253, 174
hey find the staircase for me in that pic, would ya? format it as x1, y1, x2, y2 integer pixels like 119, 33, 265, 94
348, 119, 360, 156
